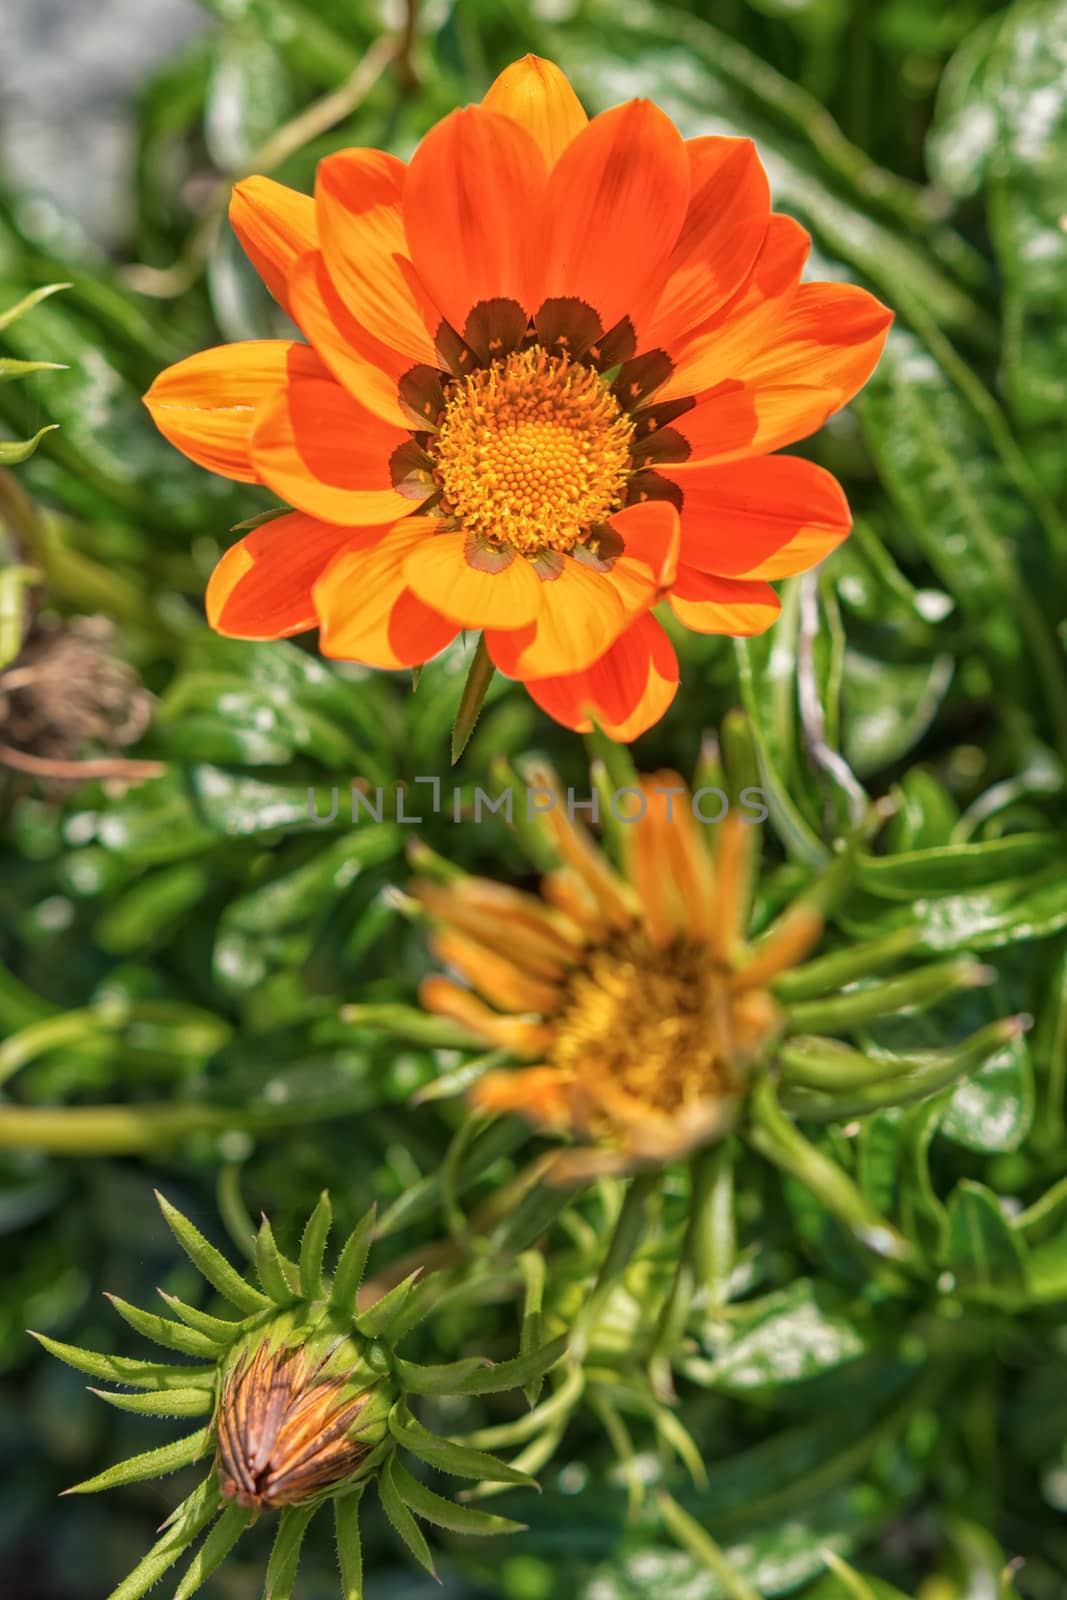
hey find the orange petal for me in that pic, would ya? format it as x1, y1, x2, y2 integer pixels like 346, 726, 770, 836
667, 380, 827, 465
413, 878, 573, 980
250, 375, 413, 525
541, 100, 690, 335
668, 565, 781, 635
229, 176, 317, 319
526, 613, 679, 741
485, 560, 628, 679
637, 138, 770, 350
658, 215, 810, 402
207, 511, 363, 638
404, 107, 548, 337
289, 249, 412, 428
144, 341, 324, 482
431, 928, 562, 1015
418, 976, 554, 1059
314, 518, 458, 668
471, 1066, 574, 1130
316, 149, 441, 366
608, 500, 680, 588
402, 531, 543, 629
667, 455, 851, 577
482, 55, 588, 168
732, 281, 893, 402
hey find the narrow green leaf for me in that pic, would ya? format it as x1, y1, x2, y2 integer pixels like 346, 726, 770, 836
354, 1270, 423, 1339
330, 1209, 376, 1314
394, 1354, 492, 1396
334, 1490, 365, 1600
658, 1491, 761, 1600
299, 1192, 333, 1301
264, 1504, 316, 1600
451, 632, 494, 764
390, 1459, 525, 1537
29, 1332, 214, 1391
62, 1426, 212, 1495
820, 1550, 883, 1599
0, 425, 59, 463
428, 1336, 569, 1398
104, 1295, 225, 1360
389, 1407, 537, 1488
0, 282, 70, 331
156, 1193, 271, 1314
378, 1456, 437, 1578
518, 1250, 545, 1406
104, 1479, 221, 1600
0, 358, 66, 381
255, 1214, 299, 1303
88, 1387, 214, 1419
157, 1292, 243, 1344
173, 1503, 252, 1600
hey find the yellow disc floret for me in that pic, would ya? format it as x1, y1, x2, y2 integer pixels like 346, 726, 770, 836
433, 347, 634, 556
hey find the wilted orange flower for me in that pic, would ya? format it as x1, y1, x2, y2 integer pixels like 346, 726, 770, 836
145, 56, 891, 740
414, 772, 823, 1180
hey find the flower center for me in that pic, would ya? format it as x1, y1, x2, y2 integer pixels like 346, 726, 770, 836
549, 931, 771, 1122
432, 347, 634, 556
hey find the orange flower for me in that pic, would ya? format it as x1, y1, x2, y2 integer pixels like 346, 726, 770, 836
414, 769, 824, 1181
145, 56, 891, 740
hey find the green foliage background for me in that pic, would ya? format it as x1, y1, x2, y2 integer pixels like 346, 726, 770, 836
2, 0, 1067, 1596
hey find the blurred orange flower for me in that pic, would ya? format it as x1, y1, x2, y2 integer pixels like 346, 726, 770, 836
414, 770, 823, 1181
145, 56, 891, 740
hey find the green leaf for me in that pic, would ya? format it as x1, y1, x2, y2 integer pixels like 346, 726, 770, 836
398, 1335, 568, 1398
330, 1209, 376, 1314
0, 424, 59, 463
389, 1407, 538, 1488
263, 1504, 315, 1600
104, 1295, 228, 1359
104, 1478, 221, 1600
687, 1281, 872, 1394
389, 1459, 526, 1536
658, 1491, 762, 1600
354, 1270, 424, 1340
334, 1491, 365, 1600
298, 1191, 333, 1301
940, 1034, 1034, 1153
0, 282, 70, 332
255, 1214, 299, 1304
62, 1425, 212, 1495
0, 358, 66, 382
173, 1503, 252, 1600
378, 1455, 437, 1578
88, 1386, 214, 1419
946, 1181, 1029, 1306
157, 1292, 244, 1344
451, 632, 495, 764
30, 1332, 215, 1391
156, 1193, 272, 1315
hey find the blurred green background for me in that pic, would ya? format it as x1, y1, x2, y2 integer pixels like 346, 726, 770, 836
3, 0, 1067, 1597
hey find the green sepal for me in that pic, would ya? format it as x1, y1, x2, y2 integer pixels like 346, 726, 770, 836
299, 1191, 333, 1301
157, 1291, 244, 1343
156, 1193, 272, 1315
330, 1208, 376, 1314
255, 1214, 299, 1304
353, 1269, 423, 1339
389, 1406, 538, 1488
61, 1425, 212, 1495
400, 1335, 568, 1398
378, 1455, 437, 1578
0, 425, 58, 464
104, 1478, 221, 1600
378, 1272, 450, 1345
390, 1459, 526, 1536
104, 1294, 227, 1359
263, 1504, 316, 1600
173, 1503, 253, 1600
88, 1386, 214, 1419
29, 1331, 215, 1391
334, 1490, 365, 1600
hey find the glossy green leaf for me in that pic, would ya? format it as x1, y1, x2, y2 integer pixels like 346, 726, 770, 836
946, 1181, 1029, 1305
